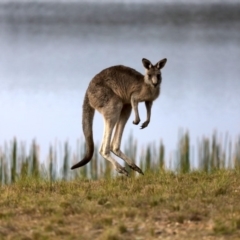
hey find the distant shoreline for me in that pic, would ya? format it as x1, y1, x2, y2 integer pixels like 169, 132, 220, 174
1, 2, 240, 27
0, 0, 240, 4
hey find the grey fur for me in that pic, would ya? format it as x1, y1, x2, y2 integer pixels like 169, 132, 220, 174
71, 58, 167, 176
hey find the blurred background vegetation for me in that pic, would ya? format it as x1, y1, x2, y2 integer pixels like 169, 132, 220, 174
1, 131, 239, 185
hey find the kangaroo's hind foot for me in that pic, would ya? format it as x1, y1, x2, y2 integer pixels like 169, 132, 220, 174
116, 165, 129, 176
129, 163, 144, 175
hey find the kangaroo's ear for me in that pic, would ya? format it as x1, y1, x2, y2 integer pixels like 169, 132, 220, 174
156, 58, 167, 70
142, 58, 153, 70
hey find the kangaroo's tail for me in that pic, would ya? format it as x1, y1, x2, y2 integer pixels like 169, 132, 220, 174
71, 93, 95, 169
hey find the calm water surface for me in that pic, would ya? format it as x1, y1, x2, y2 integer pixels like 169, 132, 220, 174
0, 2, 240, 166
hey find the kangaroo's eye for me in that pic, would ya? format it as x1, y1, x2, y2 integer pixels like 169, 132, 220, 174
157, 74, 161, 80
148, 74, 151, 78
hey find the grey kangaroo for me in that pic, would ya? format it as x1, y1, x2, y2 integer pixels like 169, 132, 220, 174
71, 58, 167, 176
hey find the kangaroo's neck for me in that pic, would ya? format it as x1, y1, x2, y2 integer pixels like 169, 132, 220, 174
134, 83, 160, 102
147, 84, 160, 100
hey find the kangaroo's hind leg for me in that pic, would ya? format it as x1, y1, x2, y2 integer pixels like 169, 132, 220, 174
99, 99, 129, 176
110, 104, 144, 175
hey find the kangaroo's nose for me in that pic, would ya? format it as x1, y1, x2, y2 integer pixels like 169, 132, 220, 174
153, 83, 158, 87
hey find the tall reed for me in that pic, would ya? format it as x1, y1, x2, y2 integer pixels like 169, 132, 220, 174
158, 141, 165, 171
178, 131, 190, 173
234, 137, 240, 168
0, 131, 239, 185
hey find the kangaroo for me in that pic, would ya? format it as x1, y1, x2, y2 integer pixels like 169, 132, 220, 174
71, 58, 167, 176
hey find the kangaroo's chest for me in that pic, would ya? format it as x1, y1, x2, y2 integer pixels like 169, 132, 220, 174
138, 86, 160, 102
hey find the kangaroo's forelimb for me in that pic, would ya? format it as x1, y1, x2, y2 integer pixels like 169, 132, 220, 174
140, 101, 152, 129
131, 94, 141, 125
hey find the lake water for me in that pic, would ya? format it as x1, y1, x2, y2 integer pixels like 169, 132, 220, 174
0, 2, 240, 167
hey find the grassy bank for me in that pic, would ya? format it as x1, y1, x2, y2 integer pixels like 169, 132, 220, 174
0, 170, 240, 240
0, 132, 240, 239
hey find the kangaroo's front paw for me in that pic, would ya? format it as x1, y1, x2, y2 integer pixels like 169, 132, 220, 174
132, 119, 140, 125
140, 120, 149, 129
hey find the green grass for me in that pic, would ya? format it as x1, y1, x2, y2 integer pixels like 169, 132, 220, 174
0, 170, 240, 239
0, 132, 240, 239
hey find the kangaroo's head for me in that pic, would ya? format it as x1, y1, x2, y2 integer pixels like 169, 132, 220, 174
142, 58, 167, 88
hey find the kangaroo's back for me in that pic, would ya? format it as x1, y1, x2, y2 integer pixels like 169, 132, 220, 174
88, 65, 144, 104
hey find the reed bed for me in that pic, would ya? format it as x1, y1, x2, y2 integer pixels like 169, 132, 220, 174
0, 131, 239, 185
